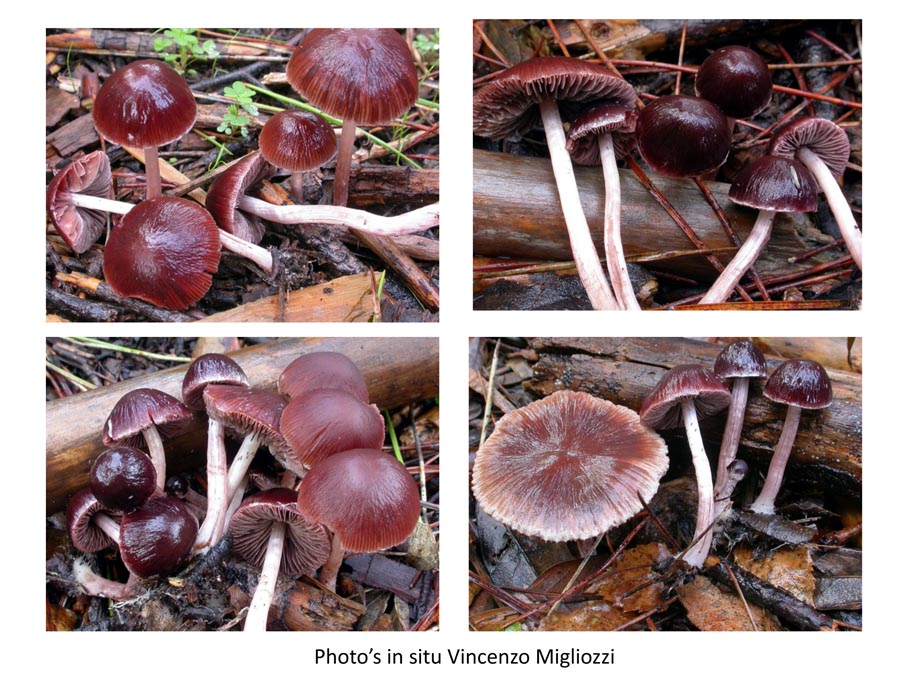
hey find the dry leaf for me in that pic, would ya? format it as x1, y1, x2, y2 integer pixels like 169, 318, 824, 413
734, 546, 816, 604
678, 576, 779, 631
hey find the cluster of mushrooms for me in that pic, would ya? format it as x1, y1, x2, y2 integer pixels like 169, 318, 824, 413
473, 44, 860, 309
472, 340, 833, 569
47, 28, 439, 312
66, 350, 421, 631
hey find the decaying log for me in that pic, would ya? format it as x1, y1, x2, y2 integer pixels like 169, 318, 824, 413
474, 150, 838, 280
524, 337, 861, 494
46, 337, 439, 512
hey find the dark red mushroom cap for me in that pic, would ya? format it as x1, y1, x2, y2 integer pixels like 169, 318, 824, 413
205, 152, 276, 244
286, 29, 418, 125
566, 103, 638, 164
90, 446, 157, 512
182, 354, 249, 411
763, 359, 833, 409
229, 488, 330, 577
92, 60, 197, 148
640, 364, 732, 430
46, 150, 112, 254
635, 95, 732, 178
768, 117, 851, 183
694, 46, 773, 119
473, 56, 638, 141
119, 496, 198, 578
728, 156, 818, 213
278, 351, 369, 403
67, 487, 117, 553
202, 384, 287, 446
279, 388, 385, 470
714, 340, 767, 380
472, 390, 669, 542
296, 448, 420, 552
103, 388, 193, 449
258, 109, 337, 173
102, 197, 221, 310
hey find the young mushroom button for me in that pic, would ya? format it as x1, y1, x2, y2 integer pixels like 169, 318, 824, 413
472, 390, 669, 542
118, 495, 198, 578
695, 46, 773, 121
90, 446, 158, 513
749, 359, 833, 514
640, 365, 731, 568
258, 109, 337, 202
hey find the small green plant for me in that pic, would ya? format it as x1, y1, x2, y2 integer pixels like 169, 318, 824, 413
153, 28, 219, 76
217, 82, 259, 138
413, 29, 439, 66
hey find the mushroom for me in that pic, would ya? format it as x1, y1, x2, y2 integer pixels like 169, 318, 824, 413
472, 390, 669, 542
118, 495, 198, 578
67, 487, 120, 554
566, 104, 642, 310
286, 28, 419, 208
296, 447, 421, 589
640, 365, 731, 567
635, 94, 732, 178
277, 351, 369, 403
258, 109, 337, 202
749, 359, 833, 514
473, 56, 637, 310
229, 488, 329, 631
204, 151, 276, 245
279, 388, 385, 471
92, 60, 197, 199
102, 197, 221, 310
694, 45, 772, 124
103, 388, 193, 492
712, 340, 767, 495
90, 446, 158, 513
769, 117, 861, 269
714, 459, 748, 519
699, 155, 818, 304
46, 150, 112, 254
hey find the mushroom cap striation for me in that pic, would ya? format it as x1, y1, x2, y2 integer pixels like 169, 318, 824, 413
728, 155, 818, 212
472, 390, 669, 542
259, 109, 337, 173
182, 354, 249, 411
640, 365, 732, 430
768, 117, 851, 183
764, 359, 833, 409
103, 388, 193, 449
713, 340, 768, 380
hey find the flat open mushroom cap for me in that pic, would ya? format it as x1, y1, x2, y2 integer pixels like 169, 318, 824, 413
258, 109, 337, 173
640, 365, 731, 430
103, 387, 193, 448
472, 390, 669, 542
102, 197, 221, 311
93, 60, 197, 148
714, 340, 767, 380
695, 45, 772, 119
119, 496, 198, 578
286, 29, 418, 125
473, 56, 638, 141
764, 359, 833, 409
768, 117, 851, 182
46, 150, 112, 254
278, 351, 369, 403
230, 488, 330, 577
296, 448, 420, 553
728, 156, 818, 213
67, 487, 117, 553
566, 103, 638, 164
205, 152, 276, 244
182, 354, 249, 411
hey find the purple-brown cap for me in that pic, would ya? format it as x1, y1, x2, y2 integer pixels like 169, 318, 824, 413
296, 448, 420, 553
258, 109, 337, 173
119, 495, 198, 578
278, 351, 369, 403
768, 117, 851, 184
286, 29, 418, 125
103, 388, 193, 449
472, 390, 669, 541
640, 365, 732, 429
763, 359, 833, 409
229, 488, 330, 577
46, 150, 111, 254
695, 46, 772, 119
714, 340, 767, 380
202, 384, 287, 448
90, 446, 157, 513
182, 354, 249, 411
728, 156, 818, 213
566, 104, 638, 165
67, 487, 118, 553
205, 152, 276, 244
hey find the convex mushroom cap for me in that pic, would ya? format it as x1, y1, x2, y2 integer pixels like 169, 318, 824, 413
118, 495, 198, 578
103, 388, 193, 450
728, 155, 817, 212
278, 351, 369, 403
566, 104, 638, 165
695, 45, 772, 119
182, 353, 249, 411
258, 109, 337, 173
764, 358, 833, 410
640, 365, 732, 429
67, 487, 118, 553
473, 390, 669, 542
90, 446, 158, 512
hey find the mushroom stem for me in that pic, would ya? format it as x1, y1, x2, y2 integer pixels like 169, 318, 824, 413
796, 146, 862, 269
538, 97, 621, 310
93, 512, 121, 543
243, 521, 286, 631
714, 376, 751, 493
750, 404, 802, 514
73, 558, 138, 600
333, 120, 358, 207
65, 193, 275, 275
680, 398, 715, 568
141, 425, 167, 492
319, 531, 344, 591
714, 459, 748, 520
289, 172, 305, 204
225, 432, 263, 501
237, 196, 440, 236
699, 210, 775, 304
597, 133, 640, 310
144, 146, 163, 199
194, 419, 228, 552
